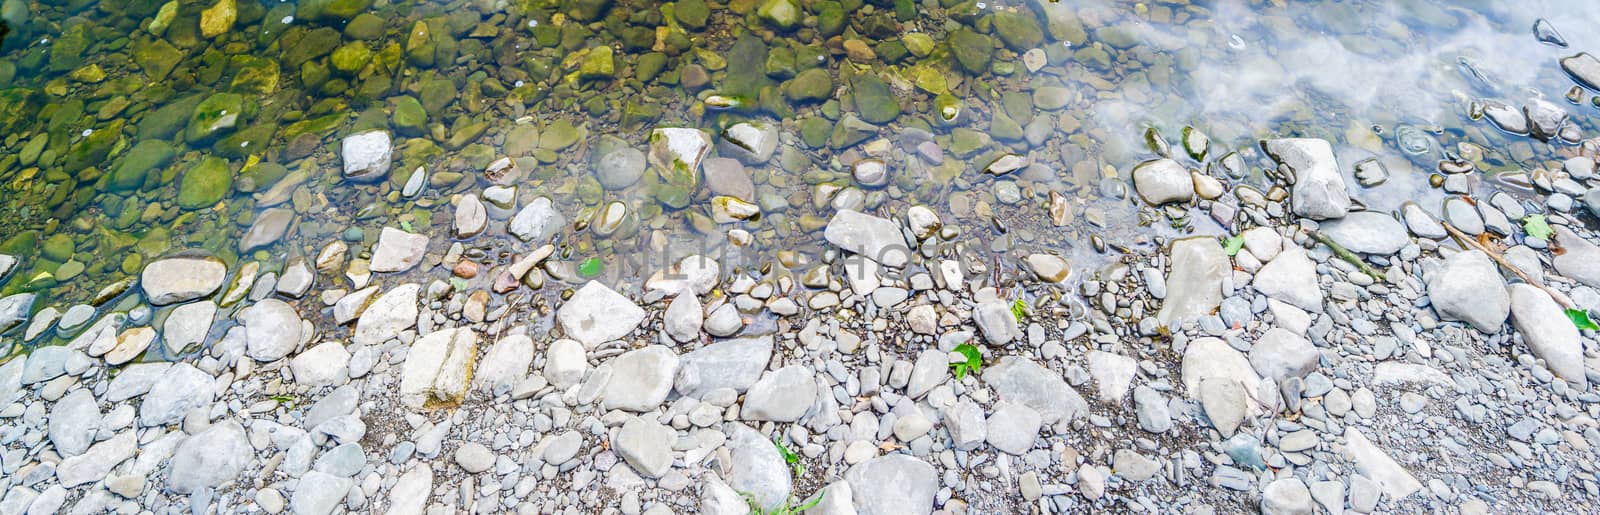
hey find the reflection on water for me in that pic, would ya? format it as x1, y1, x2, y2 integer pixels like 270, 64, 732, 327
0, 0, 1597, 333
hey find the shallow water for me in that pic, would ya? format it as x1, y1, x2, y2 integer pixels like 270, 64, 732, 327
1, 0, 1598, 341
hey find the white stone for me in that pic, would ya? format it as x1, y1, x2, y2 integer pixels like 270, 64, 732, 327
557, 281, 646, 348
399, 328, 478, 408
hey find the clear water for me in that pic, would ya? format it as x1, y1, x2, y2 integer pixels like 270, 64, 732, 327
0, 0, 1596, 330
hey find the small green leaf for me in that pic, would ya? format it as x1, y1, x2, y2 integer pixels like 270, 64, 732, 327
1010, 298, 1027, 322
949, 343, 983, 380
400, 220, 414, 233
1223, 234, 1245, 256
1566, 308, 1599, 331
579, 257, 603, 278
795, 492, 825, 511
449, 277, 469, 291
1524, 214, 1554, 240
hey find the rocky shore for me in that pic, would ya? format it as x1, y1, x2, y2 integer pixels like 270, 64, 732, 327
5, 125, 1600, 515
2, 0, 1600, 514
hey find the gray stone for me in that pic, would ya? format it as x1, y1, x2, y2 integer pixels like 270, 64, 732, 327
473, 334, 533, 392
1156, 237, 1228, 324
558, 281, 646, 348
1249, 328, 1320, 382
388, 465, 432, 515
542, 338, 588, 389
291, 470, 352, 515
161, 302, 216, 353
983, 357, 1088, 424
615, 415, 675, 478
56, 431, 137, 487
1113, 449, 1160, 481
662, 293, 703, 343
596, 146, 647, 189
1427, 250, 1508, 333
542, 431, 582, 464
167, 421, 250, 494
1086, 350, 1137, 402
1264, 138, 1350, 219
1401, 202, 1447, 239
974, 300, 1022, 345
741, 365, 817, 422
454, 442, 494, 473
1318, 211, 1408, 255
453, 194, 488, 238
906, 349, 948, 399
1508, 284, 1587, 387
1343, 428, 1422, 502
240, 298, 302, 361
703, 303, 742, 337
508, 197, 566, 243
1253, 246, 1323, 312
353, 283, 419, 346
240, 208, 295, 252
290, 341, 350, 387
398, 327, 478, 408
727, 424, 792, 511
139, 363, 215, 427
945, 400, 987, 451
0, 293, 35, 333
985, 402, 1041, 454
845, 455, 938, 515
1131, 158, 1194, 205
1553, 227, 1600, 288
602, 345, 679, 412
824, 210, 910, 268
1262, 478, 1314, 515
49, 389, 100, 457
1182, 337, 1262, 415
1133, 386, 1172, 433
141, 257, 226, 305
674, 336, 772, 398
341, 130, 392, 182
369, 227, 428, 273
718, 121, 779, 164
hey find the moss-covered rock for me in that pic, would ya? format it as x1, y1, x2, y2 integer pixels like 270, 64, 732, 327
950, 29, 993, 75
109, 139, 175, 191
992, 9, 1044, 51
330, 41, 373, 75
391, 95, 426, 136
177, 156, 232, 210
64, 119, 123, 175
187, 92, 245, 141
852, 74, 899, 124
786, 68, 832, 103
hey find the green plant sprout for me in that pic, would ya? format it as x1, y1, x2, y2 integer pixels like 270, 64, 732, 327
949, 343, 982, 379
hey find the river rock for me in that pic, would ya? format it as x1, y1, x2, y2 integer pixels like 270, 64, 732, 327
1264, 138, 1350, 220
718, 121, 778, 164
1553, 227, 1600, 288
973, 300, 1021, 345
727, 424, 793, 511
1132, 158, 1194, 205
1317, 211, 1408, 254
983, 357, 1088, 424
825, 210, 910, 268
369, 227, 428, 273
596, 146, 646, 189
674, 335, 772, 398
164, 301, 216, 354
648, 127, 711, 189
1252, 246, 1323, 312
1343, 427, 1422, 501
1249, 328, 1320, 382
509, 197, 565, 243
49, 389, 100, 457
399, 327, 478, 408
141, 257, 227, 306
240, 298, 302, 361
1155, 237, 1228, 324
352, 284, 418, 348
1508, 284, 1587, 387
453, 194, 488, 238
342, 129, 392, 182
602, 345, 680, 412
0, 293, 35, 333
615, 415, 675, 478
741, 365, 816, 422
558, 281, 646, 348
240, 208, 295, 252
139, 362, 215, 427
1427, 250, 1508, 333
167, 421, 251, 494
845, 455, 938, 515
